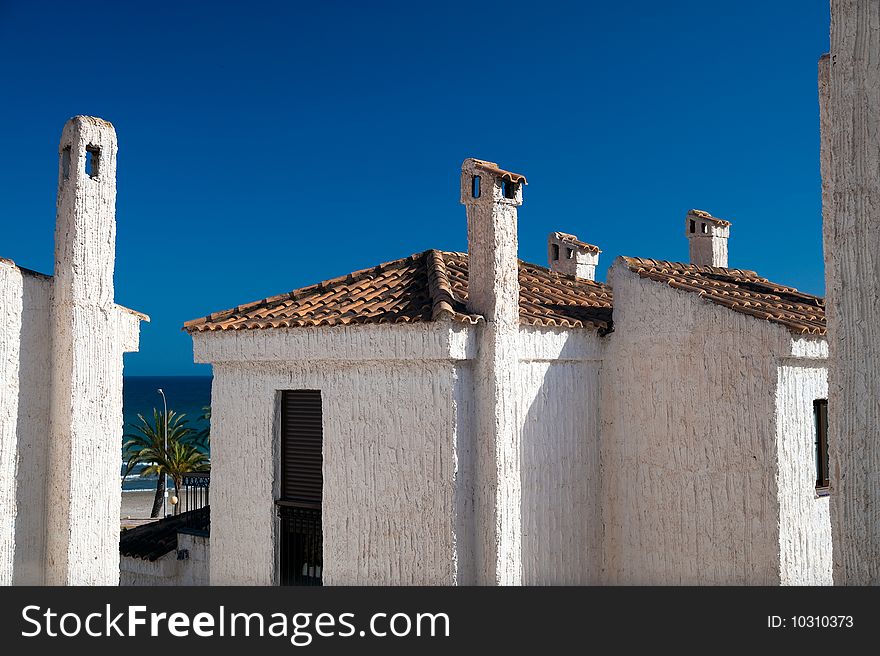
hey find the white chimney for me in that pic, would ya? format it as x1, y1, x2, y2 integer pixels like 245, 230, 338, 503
548, 232, 600, 280
459, 158, 526, 326
685, 209, 730, 268
459, 157, 526, 585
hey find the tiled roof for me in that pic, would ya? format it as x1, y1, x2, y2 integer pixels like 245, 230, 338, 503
688, 209, 731, 227
551, 232, 601, 254
184, 250, 613, 333
622, 257, 826, 335
472, 159, 528, 185
120, 507, 210, 561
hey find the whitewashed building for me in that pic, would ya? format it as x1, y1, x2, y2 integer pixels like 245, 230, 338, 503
0, 116, 147, 585
186, 159, 830, 585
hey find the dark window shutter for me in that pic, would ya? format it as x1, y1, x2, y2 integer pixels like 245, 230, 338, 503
280, 390, 323, 505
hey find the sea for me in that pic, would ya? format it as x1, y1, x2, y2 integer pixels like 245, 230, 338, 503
121, 376, 212, 492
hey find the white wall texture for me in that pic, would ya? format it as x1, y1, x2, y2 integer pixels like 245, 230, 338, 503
823, 1, 880, 585
776, 363, 832, 585
600, 261, 831, 584
518, 327, 603, 584
199, 324, 470, 585
461, 158, 523, 585
0, 262, 51, 585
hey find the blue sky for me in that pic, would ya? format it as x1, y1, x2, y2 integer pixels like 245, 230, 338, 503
0, 1, 831, 375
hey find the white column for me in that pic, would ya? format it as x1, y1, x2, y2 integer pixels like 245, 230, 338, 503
825, 1, 880, 585
460, 158, 523, 585
46, 116, 124, 585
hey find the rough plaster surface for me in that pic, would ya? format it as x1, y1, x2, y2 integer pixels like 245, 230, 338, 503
460, 159, 523, 585
776, 364, 832, 585
519, 326, 602, 583
824, 1, 880, 585
600, 261, 830, 584
206, 335, 466, 585
0, 263, 51, 585
686, 218, 729, 268
120, 533, 209, 586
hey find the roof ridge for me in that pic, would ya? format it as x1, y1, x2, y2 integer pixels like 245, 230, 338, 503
621, 255, 761, 279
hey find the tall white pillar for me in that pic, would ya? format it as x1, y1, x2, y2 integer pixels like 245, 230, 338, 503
46, 116, 124, 585
460, 158, 525, 585
824, 1, 880, 585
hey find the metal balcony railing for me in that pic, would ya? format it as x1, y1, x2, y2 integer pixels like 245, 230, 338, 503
277, 501, 323, 586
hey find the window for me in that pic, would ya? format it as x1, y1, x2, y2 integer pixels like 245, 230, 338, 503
472, 175, 481, 198
502, 179, 517, 199
85, 145, 100, 179
551, 243, 559, 261
814, 399, 829, 495
278, 389, 323, 586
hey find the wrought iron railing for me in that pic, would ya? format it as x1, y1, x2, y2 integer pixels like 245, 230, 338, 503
179, 472, 210, 536
277, 501, 323, 586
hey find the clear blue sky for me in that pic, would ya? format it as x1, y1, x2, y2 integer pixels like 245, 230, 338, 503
0, 0, 831, 375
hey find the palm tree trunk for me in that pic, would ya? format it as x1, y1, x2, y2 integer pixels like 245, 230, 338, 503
150, 476, 165, 518
172, 476, 183, 515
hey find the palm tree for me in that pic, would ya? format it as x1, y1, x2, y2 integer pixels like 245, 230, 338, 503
193, 405, 211, 454
140, 440, 210, 515
123, 409, 195, 518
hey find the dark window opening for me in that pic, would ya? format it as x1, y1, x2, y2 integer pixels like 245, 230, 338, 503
85, 145, 100, 179
278, 389, 323, 585
566, 247, 573, 259
701, 222, 708, 234
814, 399, 830, 494
551, 243, 559, 261
502, 179, 517, 199
472, 175, 481, 198
61, 146, 71, 181
689, 219, 695, 233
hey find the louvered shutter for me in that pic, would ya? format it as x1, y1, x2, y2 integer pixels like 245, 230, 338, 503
280, 390, 323, 505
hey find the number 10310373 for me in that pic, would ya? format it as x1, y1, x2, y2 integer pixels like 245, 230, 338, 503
768, 615, 854, 629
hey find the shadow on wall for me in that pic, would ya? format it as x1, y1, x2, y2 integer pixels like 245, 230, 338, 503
12, 271, 51, 584
519, 349, 601, 585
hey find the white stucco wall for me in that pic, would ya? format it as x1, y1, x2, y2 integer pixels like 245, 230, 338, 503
120, 533, 209, 586
198, 323, 473, 585
0, 261, 51, 585
776, 360, 832, 585
824, 0, 880, 585
518, 327, 602, 585
600, 261, 826, 584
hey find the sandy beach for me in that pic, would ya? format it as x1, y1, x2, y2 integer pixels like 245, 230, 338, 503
120, 490, 164, 520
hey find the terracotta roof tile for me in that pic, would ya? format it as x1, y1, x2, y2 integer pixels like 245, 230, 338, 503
621, 257, 826, 335
184, 250, 613, 333
472, 159, 528, 185
551, 232, 601, 254
687, 209, 731, 227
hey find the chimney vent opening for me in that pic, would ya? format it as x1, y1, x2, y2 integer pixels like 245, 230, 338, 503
472, 175, 481, 198
61, 146, 71, 181
85, 145, 101, 179
551, 243, 559, 261
502, 179, 517, 199
566, 247, 573, 259
701, 222, 708, 234
689, 219, 695, 233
